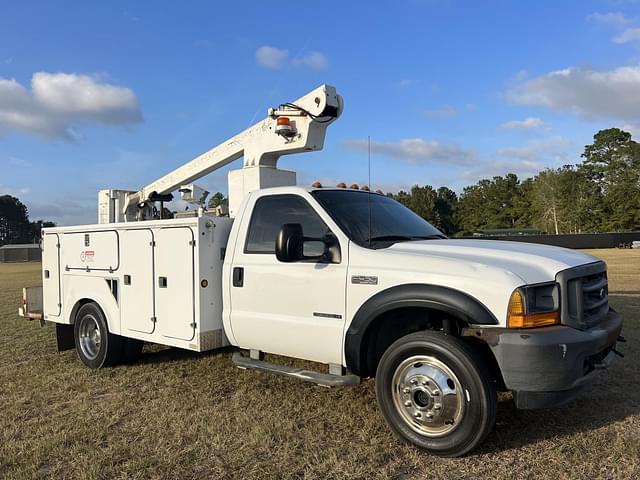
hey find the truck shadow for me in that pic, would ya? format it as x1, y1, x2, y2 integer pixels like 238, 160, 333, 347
133, 345, 236, 365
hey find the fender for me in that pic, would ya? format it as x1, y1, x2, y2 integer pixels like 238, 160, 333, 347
344, 283, 498, 375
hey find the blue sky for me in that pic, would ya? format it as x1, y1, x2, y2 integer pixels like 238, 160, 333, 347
2, 1, 640, 225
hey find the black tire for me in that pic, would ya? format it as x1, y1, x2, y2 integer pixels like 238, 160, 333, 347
121, 338, 144, 364
74, 303, 123, 369
375, 331, 497, 457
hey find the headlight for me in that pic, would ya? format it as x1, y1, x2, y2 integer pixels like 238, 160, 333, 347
507, 283, 560, 328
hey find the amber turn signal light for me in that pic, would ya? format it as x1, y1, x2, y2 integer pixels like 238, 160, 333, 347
507, 289, 560, 328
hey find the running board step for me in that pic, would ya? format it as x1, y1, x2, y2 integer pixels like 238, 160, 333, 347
232, 352, 360, 387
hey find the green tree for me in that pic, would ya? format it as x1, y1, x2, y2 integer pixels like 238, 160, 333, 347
434, 186, 458, 235
207, 192, 228, 209
528, 169, 564, 234
0, 195, 31, 245
581, 128, 640, 231
392, 185, 437, 224
455, 174, 529, 234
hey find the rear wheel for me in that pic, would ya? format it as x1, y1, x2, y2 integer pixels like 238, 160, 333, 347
74, 303, 123, 368
375, 331, 496, 457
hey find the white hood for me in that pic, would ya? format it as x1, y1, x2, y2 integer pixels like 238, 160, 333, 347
385, 239, 601, 284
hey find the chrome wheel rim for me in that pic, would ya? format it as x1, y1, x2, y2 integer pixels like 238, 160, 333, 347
79, 314, 102, 360
391, 355, 465, 437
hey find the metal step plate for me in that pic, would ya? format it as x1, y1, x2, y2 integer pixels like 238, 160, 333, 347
232, 352, 360, 387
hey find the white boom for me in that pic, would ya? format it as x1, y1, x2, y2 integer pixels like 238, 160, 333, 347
102, 85, 343, 222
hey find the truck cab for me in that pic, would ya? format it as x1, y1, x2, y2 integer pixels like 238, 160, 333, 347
224, 185, 623, 456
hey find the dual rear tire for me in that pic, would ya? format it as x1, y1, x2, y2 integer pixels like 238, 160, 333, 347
74, 302, 143, 368
375, 331, 497, 457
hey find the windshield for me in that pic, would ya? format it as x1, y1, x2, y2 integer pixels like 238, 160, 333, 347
312, 190, 445, 248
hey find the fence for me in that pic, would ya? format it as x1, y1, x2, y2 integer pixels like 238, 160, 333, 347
0, 244, 42, 262
463, 232, 640, 249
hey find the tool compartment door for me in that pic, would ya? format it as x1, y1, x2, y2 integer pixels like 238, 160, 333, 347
42, 233, 61, 318
155, 227, 196, 341
121, 229, 155, 334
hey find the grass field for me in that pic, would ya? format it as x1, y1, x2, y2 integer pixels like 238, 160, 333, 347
1, 250, 639, 479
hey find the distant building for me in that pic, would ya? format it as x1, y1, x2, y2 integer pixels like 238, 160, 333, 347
0, 244, 42, 263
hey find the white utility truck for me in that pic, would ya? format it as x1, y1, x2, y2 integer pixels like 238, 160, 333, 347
20, 85, 624, 456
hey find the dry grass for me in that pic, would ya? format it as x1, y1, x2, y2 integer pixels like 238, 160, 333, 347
0, 250, 639, 479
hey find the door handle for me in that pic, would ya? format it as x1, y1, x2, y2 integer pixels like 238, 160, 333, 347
233, 267, 244, 287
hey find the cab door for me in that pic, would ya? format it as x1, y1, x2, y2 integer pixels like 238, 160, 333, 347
228, 193, 347, 365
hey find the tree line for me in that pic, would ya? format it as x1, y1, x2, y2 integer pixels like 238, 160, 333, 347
3, 128, 638, 244
390, 128, 640, 236
0, 196, 54, 246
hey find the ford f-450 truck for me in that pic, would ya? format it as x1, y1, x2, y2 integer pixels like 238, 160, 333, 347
20, 85, 624, 456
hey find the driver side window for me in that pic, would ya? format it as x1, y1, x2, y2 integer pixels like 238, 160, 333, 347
245, 195, 329, 256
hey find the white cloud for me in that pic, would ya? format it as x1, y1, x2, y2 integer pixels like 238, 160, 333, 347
398, 79, 414, 88
506, 66, 640, 122
422, 106, 458, 118
255, 46, 289, 69
292, 51, 329, 70
587, 12, 633, 27
0, 72, 142, 140
621, 122, 640, 136
28, 198, 96, 225
613, 27, 640, 43
343, 138, 476, 166
7, 157, 32, 167
460, 160, 546, 183
500, 117, 546, 130
0, 185, 30, 196
255, 46, 329, 70
496, 136, 572, 162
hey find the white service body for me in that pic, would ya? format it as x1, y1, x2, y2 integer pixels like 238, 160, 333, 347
42, 216, 232, 352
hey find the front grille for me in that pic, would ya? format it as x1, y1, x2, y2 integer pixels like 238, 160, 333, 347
557, 262, 609, 330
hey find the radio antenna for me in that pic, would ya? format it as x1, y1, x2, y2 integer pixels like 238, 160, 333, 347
368, 135, 372, 249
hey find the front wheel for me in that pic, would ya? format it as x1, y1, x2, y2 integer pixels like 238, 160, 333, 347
375, 331, 496, 457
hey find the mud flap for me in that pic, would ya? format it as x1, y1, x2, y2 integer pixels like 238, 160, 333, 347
56, 324, 75, 352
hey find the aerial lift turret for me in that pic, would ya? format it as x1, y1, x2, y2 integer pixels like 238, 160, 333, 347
98, 85, 343, 223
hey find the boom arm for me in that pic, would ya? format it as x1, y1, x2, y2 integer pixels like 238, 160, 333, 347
123, 84, 343, 220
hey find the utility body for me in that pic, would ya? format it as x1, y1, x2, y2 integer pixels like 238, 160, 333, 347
20, 85, 624, 456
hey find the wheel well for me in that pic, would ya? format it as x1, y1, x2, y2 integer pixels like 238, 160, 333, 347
358, 306, 466, 378
356, 306, 505, 385
68, 298, 96, 324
